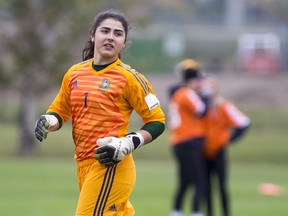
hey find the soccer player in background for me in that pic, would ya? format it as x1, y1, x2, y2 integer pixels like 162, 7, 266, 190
168, 59, 209, 216
201, 75, 251, 216
34, 9, 165, 216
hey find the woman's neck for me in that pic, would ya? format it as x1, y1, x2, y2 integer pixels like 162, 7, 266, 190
92, 58, 118, 71
93, 56, 118, 65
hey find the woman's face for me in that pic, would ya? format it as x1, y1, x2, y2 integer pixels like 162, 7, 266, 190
92, 18, 126, 63
187, 78, 203, 92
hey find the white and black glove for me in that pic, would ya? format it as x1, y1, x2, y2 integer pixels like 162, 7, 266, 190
34, 115, 58, 142
94, 132, 144, 167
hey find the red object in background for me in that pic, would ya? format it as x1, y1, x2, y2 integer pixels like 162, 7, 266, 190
243, 49, 280, 75
238, 33, 281, 75
258, 183, 283, 196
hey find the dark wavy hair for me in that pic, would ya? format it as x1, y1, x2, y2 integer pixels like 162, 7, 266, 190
82, 9, 130, 61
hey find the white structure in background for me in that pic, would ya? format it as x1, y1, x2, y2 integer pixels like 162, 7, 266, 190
237, 33, 281, 74
163, 33, 185, 58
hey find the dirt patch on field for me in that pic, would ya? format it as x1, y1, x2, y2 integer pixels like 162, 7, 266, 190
147, 72, 288, 108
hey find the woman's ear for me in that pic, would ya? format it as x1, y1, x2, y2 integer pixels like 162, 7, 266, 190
91, 36, 95, 42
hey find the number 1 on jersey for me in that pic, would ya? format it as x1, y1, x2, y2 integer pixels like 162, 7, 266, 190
84, 92, 88, 108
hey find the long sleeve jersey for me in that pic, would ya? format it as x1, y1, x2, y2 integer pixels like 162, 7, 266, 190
203, 100, 250, 159
168, 87, 206, 145
47, 58, 165, 161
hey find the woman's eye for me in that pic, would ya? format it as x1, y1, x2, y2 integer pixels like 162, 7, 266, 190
101, 29, 109, 34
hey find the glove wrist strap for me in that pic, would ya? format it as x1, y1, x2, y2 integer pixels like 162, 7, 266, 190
44, 115, 59, 132
125, 132, 144, 150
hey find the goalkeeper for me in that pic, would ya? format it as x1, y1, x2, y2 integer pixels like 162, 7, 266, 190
34, 9, 165, 216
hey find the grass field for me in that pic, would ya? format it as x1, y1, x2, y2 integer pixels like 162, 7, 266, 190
0, 158, 287, 216
0, 108, 288, 216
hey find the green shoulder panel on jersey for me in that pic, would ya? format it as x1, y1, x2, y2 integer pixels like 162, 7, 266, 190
118, 61, 150, 94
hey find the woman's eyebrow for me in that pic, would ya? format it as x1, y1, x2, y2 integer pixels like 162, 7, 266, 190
114, 29, 124, 34
100, 26, 124, 33
100, 26, 111, 30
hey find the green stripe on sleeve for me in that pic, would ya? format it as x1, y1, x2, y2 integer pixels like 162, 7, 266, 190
141, 121, 165, 141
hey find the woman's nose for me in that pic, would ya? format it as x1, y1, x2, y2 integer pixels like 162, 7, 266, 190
107, 32, 114, 41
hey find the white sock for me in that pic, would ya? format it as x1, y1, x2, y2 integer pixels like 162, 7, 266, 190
170, 210, 184, 216
191, 212, 204, 216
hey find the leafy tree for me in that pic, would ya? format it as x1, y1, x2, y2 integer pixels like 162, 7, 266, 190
0, 0, 95, 155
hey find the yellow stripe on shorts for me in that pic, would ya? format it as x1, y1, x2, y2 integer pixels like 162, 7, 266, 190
93, 165, 117, 216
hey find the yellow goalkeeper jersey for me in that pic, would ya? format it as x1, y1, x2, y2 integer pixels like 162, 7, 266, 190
47, 58, 165, 161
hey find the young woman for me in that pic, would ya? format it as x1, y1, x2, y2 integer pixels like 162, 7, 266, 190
168, 59, 208, 216
202, 75, 250, 216
34, 9, 165, 216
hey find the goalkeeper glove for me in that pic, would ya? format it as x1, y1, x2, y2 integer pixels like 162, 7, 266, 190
94, 132, 144, 167
34, 115, 58, 142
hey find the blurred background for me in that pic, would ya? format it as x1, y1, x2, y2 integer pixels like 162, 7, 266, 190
0, 0, 287, 216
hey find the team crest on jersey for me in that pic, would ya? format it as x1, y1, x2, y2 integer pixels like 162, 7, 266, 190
98, 78, 110, 90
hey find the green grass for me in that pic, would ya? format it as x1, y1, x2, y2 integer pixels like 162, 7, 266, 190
1, 107, 288, 215
0, 159, 287, 216
0, 158, 78, 216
